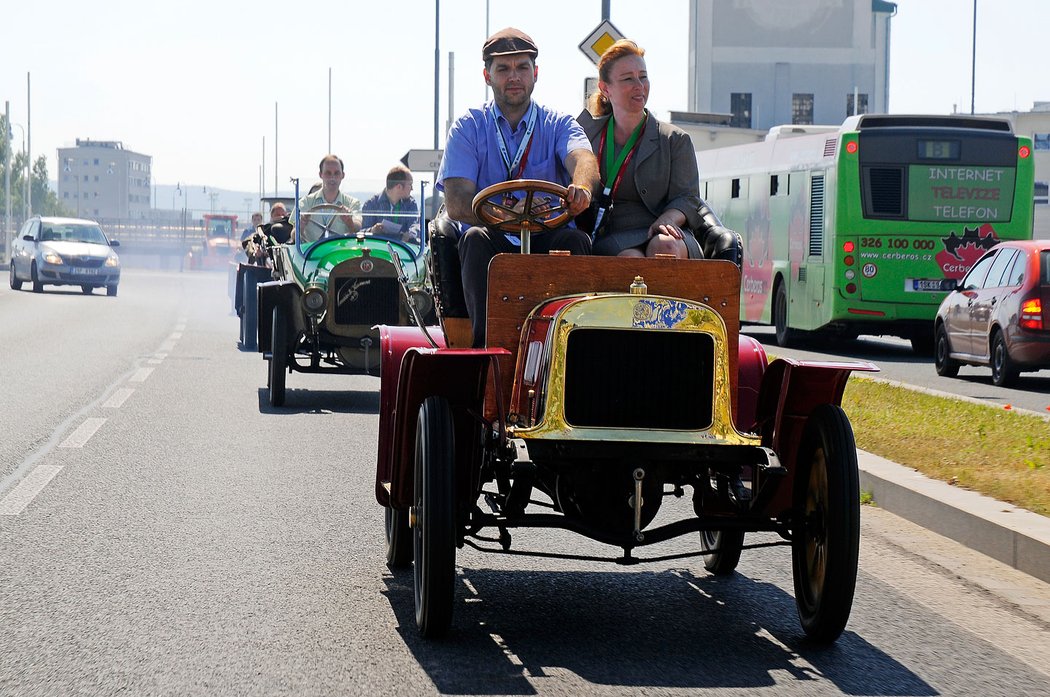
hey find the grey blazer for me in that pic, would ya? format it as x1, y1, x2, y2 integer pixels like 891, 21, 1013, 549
578, 109, 702, 231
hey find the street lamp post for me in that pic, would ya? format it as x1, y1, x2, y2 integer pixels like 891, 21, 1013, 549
10, 123, 27, 221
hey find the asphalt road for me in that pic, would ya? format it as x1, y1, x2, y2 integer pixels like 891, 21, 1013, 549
2, 270, 1049, 696
742, 325, 1050, 415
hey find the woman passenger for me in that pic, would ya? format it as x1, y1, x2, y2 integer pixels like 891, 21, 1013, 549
578, 39, 703, 258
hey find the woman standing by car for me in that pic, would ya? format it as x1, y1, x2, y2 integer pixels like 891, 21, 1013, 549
578, 39, 740, 262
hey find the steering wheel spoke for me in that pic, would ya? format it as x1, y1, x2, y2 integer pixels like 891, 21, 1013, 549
471, 179, 572, 234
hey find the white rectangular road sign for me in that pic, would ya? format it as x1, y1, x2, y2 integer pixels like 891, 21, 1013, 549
401, 149, 444, 172
579, 20, 625, 66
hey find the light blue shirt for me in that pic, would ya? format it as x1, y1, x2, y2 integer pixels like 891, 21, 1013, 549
437, 100, 592, 227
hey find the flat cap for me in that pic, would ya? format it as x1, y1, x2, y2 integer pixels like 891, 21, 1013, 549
482, 27, 538, 61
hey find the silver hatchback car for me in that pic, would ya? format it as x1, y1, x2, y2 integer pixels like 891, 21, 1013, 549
9, 216, 121, 296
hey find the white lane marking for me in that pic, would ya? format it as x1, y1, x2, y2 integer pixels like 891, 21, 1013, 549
102, 389, 134, 409
169, 332, 183, 340
158, 341, 176, 352
59, 418, 107, 448
0, 466, 64, 516
154, 353, 168, 360
129, 367, 154, 383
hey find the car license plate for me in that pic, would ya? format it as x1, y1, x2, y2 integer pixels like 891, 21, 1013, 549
74, 267, 101, 275
908, 278, 947, 292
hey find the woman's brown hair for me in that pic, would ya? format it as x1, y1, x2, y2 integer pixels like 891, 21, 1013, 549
587, 39, 645, 117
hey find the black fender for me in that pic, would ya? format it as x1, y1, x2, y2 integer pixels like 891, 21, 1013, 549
257, 280, 299, 353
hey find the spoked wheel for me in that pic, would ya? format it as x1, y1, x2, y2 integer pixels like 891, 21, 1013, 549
700, 529, 744, 575
385, 505, 412, 569
934, 323, 960, 378
413, 395, 457, 638
471, 179, 572, 254
791, 404, 860, 643
268, 305, 288, 407
10, 262, 22, 290
302, 203, 352, 242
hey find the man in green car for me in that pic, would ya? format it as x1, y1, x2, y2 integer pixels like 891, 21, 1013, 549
298, 154, 363, 242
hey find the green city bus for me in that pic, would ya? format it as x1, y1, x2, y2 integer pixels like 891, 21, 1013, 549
697, 114, 1035, 352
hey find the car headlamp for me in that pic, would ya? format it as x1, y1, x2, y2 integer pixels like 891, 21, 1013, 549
302, 288, 327, 315
43, 250, 64, 265
105, 255, 120, 267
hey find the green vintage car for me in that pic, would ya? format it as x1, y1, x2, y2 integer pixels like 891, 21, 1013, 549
255, 186, 432, 407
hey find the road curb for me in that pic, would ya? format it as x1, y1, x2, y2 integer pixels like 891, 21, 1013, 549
858, 450, 1050, 585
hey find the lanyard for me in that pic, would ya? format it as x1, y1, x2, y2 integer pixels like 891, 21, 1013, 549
592, 113, 646, 237
600, 112, 646, 198
493, 103, 538, 179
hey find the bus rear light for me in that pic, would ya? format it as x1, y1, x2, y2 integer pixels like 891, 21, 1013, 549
845, 283, 857, 294
848, 308, 886, 317
843, 241, 855, 253
845, 141, 858, 154
844, 255, 855, 266
1020, 297, 1043, 330
1020, 145, 1032, 159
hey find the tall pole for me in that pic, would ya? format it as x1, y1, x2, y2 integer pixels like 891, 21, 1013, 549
261, 136, 265, 202
484, 0, 490, 100
328, 67, 332, 153
26, 72, 31, 217
602, 0, 610, 20
970, 0, 977, 115
274, 102, 278, 197
4, 101, 10, 259
433, 0, 440, 149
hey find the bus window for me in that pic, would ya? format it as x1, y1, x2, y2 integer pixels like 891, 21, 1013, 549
770, 175, 779, 196
731, 179, 741, 199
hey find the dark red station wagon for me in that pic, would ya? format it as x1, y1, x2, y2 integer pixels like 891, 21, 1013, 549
934, 240, 1050, 386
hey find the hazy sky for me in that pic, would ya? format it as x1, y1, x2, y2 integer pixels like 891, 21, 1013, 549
1, 0, 1044, 197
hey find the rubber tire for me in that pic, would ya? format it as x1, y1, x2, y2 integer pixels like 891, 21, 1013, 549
990, 330, 1018, 387
934, 324, 960, 378
107, 285, 117, 297
268, 305, 288, 407
413, 396, 457, 638
791, 404, 860, 644
240, 273, 259, 351
773, 281, 797, 347
700, 529, 745, 575
31, 263, 43, 293
10, 262, 22, 290
81, 285, 94, 294
385, 506, 413, 569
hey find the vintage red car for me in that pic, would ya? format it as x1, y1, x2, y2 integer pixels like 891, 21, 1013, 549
374, 181, 877, 642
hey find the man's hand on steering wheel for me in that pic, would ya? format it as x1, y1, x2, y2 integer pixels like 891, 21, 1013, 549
564, 184, 592, 217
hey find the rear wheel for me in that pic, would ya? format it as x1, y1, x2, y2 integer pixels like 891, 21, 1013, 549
934, 324, 960, 378
773, 281, 797, 347
990, 330, 1018, 387
791, 404, 860, 643
268, 305, 288, 407
31, 263, 43, 293
385, 506, 412, 569
413, 396, 457, 638
700, 529, 744, 575
9, 262, 22, 290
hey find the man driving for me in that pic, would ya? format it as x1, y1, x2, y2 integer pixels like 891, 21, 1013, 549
298, 154, 362, 242
437, 27, 599, 347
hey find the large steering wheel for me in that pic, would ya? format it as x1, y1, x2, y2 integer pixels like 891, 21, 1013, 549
301, 203, 351, 241
471, 180, 572, 234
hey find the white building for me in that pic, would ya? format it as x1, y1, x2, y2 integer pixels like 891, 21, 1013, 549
57, 139, 152, 220
687, 0, 896, 130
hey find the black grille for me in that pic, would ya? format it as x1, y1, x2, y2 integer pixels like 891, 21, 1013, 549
563, 329, 714, 429
68, 256, 106, 268
865, 167, 904, 216
332, 276, 400, 326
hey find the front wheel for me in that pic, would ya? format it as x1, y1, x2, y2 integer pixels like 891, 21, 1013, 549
791, 404, 860, 643
81, 285, 94, 294
700, 529, 744, 575
31, 263, 43, 293
413, 396, 457, 638
268, 305, 288, 407
106, 284, 118, 297
990, 330, 1018, 387
934, 324, 960, 378
9, 262, 22, 290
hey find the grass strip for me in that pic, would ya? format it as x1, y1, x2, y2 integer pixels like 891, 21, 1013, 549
842, 376, 1050, 517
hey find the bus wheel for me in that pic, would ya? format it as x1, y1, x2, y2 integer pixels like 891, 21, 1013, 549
774, 282, 797, 347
